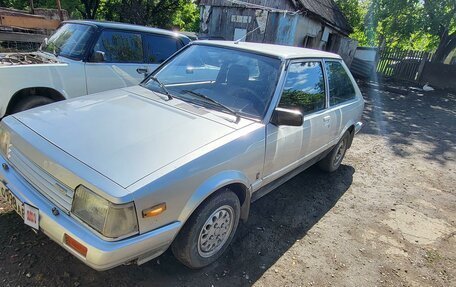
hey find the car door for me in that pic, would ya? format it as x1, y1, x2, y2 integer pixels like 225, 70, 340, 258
262, 60, 333, 185
85, 29, 148, 94
142, 33, 184, 74
324, 60, 360, 144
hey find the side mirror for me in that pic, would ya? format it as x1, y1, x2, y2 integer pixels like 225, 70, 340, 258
271, 107, 303, 126
90, 50, 106, 63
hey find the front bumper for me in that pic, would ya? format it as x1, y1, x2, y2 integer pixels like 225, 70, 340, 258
0, 157, 181, 271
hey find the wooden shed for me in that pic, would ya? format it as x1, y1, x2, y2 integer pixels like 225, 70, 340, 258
198, 0, 357, 65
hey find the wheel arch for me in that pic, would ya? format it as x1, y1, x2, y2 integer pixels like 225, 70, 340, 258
177, 171, 252, 227
346, 124, 355, 148
6, 87, 67, 115
339, 121, 356, 149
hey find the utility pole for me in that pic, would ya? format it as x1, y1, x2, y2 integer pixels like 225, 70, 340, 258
29, 0, 34, 14
55, 0, 64, 21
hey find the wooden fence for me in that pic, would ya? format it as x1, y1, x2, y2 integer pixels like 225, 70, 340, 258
376, 48, 433, 82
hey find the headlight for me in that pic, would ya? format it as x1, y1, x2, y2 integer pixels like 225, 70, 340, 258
71, 185, 138, 238
0, 123, 11, 157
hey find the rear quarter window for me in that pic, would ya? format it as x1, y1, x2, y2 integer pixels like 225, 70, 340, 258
325, 61, 356, 106
143, 34, 181, 64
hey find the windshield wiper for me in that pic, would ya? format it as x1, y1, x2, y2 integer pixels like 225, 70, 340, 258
53, 46, 61, 57
150, 76, 172, 100
182, 90, 240, 123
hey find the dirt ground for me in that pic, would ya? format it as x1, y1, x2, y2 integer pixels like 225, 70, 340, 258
0, 80, 455, 287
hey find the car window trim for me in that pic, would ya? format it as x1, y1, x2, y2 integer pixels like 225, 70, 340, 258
90, 28, 145, 64
275, 58, 328, 119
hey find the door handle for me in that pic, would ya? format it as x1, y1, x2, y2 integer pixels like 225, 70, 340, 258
136, 68, 148, 74
323, 116, 331, 127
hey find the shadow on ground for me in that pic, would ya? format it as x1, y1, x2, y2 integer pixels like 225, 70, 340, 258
0, 165, 354, 287
358, 80, 456, 165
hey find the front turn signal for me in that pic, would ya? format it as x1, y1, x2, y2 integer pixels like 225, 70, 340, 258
142, 203, 166, 218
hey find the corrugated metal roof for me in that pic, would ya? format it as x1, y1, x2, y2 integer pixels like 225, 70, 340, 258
298, 0, 352, 34
198, 1, 352, 35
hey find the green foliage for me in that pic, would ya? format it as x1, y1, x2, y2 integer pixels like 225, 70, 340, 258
0, 0, 199, 30
336, 0, 455, 60
171, 1, 199, 31
100, 0, 198, 30
334, 0, 363, 31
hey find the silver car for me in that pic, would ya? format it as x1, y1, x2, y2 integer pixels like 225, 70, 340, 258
0, 41, 363, 270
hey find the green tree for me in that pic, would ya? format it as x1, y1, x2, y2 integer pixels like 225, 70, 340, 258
348, 0, 455, 62
171, 0, 199, 31
78, 0, 101, 19
334, 0, 362, 31
0, 0, 199, 30
422, 0, 456, 62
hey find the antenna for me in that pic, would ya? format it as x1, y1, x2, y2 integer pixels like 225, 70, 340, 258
234, 25, 264, 44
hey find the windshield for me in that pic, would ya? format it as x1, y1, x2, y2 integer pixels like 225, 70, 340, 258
41, 23, 95, 60
143, 45, 282, 119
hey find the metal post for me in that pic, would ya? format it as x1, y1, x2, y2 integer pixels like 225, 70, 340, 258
29, 0, 34, 14
55, 0, 64, 21
416, 52, 428, 82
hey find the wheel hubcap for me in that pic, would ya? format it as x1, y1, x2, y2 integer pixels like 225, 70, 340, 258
333, 139, 346, 167
197, 205, 234, 258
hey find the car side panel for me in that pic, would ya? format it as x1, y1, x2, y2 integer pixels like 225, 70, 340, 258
0, 59, 86, 117
85, 62, 147, 94
127, 124, 266, 234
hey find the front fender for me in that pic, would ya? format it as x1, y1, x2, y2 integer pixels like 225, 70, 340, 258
177, 170, 251, 224
0, 60, 86, 116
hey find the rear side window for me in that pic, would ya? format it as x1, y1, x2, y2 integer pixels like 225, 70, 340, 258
325, 61, 356, 106
143, 34, 180, 64
93, 30, 143, 63
278, 61, 326, 115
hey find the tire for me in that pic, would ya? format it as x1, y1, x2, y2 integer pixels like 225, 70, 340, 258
11, 96, 55, 113
318, 131, 350, 172
171, 189, 240, 269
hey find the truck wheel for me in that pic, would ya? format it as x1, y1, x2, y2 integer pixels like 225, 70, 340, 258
172, 189, 240, 269
318, 131, 350, 172
11, 96, 55, 113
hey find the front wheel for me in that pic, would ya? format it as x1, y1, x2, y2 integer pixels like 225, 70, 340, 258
318, 131, 350, 172
171, 189, 240, 269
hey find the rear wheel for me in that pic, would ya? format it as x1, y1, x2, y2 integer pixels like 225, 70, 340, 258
318, 131, 350, 172
10, 96, 54, 113
171, 189, 240, 269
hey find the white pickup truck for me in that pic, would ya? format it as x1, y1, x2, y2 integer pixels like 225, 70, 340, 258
0, 20, 190, 116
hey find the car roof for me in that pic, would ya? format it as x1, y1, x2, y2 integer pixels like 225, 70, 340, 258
63, 20, 190, 40
193, 40, 342, 60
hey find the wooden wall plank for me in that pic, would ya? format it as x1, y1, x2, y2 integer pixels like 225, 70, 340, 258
0, 15, 60, 30
0, 31, 45, 43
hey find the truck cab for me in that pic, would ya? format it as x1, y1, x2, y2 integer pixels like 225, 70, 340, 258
0, 20, 190, 116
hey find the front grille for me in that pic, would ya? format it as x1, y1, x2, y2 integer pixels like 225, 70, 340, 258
8, 145, 74, 212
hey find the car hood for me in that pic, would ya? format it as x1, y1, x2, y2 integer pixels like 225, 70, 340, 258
13, 88, 241, 188
0, 52, 61, 66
